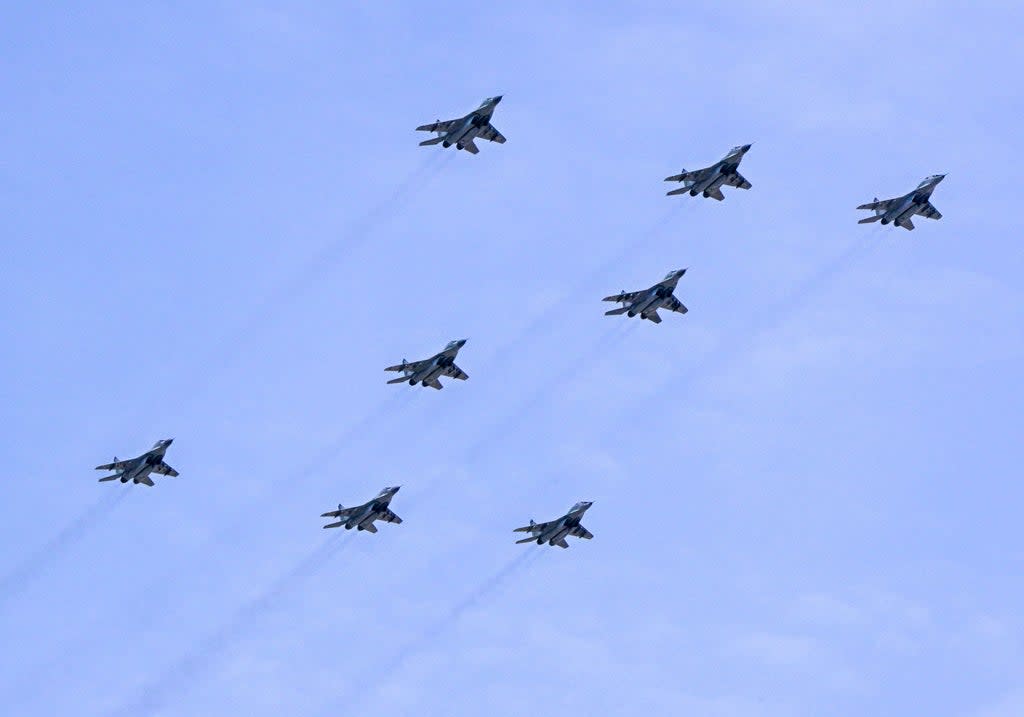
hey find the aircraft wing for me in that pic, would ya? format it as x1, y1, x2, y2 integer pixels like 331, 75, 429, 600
321, 506, 360, 519
663, 296, 688, 315
569, 525, 593, 540
378, 508, 403, 524
95, 459, 134, 471
416, 118, 459, 133
461, 138, 480, 154
664, 169, 704, 183
857, 197, 898, 211
514, 519, 554, 534
384, 358, 430, 373
152, 461, 179, 477
602, 290, 643, 304
723, 172, 752, 190
918, 202, 942, 220
477, 123, 506, 144
444, 363, 469, 381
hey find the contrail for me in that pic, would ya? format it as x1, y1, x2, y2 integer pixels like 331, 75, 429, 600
473, 203, 686, 373
324, 549, 542, 715
131, 151, 454, 430
104, 533, 351, 717
13, 389, 419, 708
613, 236, 877, 430
0, 488, 129, 609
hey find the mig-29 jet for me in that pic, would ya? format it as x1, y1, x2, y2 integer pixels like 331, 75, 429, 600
416, 96, 506, 155
603, 269, 688, 324
96, 439, 178, 487
514, 501, 594, 549
321, 486, 403, 533
665, 144, 753, 200
385, 339, 469, 390
857, 174, 945, 231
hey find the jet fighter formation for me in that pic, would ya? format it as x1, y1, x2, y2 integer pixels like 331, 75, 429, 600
88, 92, 949, 564
321, 487, 403, 532
385, 339, 469, 390
416, 96, 506, 155
514, 501, 594, 549
857, 174, 945, 231
603, 269, 688, 324
665, 144, 753, 201
96, 439, 178, 487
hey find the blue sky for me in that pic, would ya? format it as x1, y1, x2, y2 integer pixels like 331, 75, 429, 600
1, 2, 1023, 715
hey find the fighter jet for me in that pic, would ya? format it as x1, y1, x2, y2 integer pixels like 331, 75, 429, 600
416, 96, 506, 155
514, 501, 594, 549
857, 174, 945, 231
665, 144, 753, 200
603, 269, 688, 324
321, 486, 402, 532
385, 339, 469, 390
95, 439, 178, 487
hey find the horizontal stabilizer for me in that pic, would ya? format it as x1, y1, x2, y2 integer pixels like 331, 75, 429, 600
323, 521, 344, 529
98, 474, 120, 482
604, 306, 630, 316
387, 375, 411, 384
516, 535, 538, 544
136, 476, 155, 487
666, 187, 691, 196
858, 215, 882, 224
419, 136, 445, 146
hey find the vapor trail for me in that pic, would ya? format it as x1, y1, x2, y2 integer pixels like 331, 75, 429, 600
104, 532, 350, 717
136, 151, 454, 429
325, 549, 542, 714
0, 487, 129, 609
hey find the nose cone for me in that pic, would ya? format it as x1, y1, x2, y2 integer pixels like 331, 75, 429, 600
456, 339, 467, 347
163, 438, 174, 446
492, 95, 502, 104
741, 143, 752, 152
385, 485, 401, 494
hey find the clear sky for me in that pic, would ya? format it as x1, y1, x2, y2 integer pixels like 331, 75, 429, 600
1, 2, 1023, 716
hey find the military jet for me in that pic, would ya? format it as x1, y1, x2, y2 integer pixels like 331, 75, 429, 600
857, 174, 945, 231
665, 144, 753, 200
96, 439, 178, 487
385, 339, 469, 390
416, 96, 506, 155
321, 486, 402, 532
514, 501, 594, 549
603, 269, 688, 324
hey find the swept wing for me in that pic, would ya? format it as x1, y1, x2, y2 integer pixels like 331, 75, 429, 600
416, 118, 460, 134
477, 124, 506, 144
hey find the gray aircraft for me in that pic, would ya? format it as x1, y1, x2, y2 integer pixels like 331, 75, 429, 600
514, 501, 594, 549
416, 96, 506, 154
665, 144, 753, 200
385, 339, 469, 390
603, 269, 688, 324
857, 174, 945, 230
321, 486, 402, 532
96, 439, 178, 487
